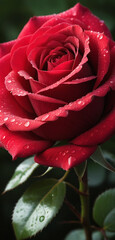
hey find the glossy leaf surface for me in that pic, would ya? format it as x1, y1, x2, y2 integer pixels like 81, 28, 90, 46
13, 178, 66, 240
4, 157, 38, 192
93, 189, 115, 227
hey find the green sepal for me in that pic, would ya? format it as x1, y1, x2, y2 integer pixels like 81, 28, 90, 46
90, 147, 115, 172
74, 161, 87, 179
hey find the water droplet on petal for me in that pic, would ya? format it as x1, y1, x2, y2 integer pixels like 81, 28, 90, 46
71, 150, 76, 154
68, 156, 72, 166
77, 100, 82, 105
41, 114, 49, 121
2, 135, 6, 140
99, 34, 103, 40
62, 152, 66, 156
4, 117, 8, 121
73, 12, 76, 16
7, 80, 12, 83
24, 145, 30, 149
24, 121, 30, 127
11, 118, 15, 122
68, 156, 76, 166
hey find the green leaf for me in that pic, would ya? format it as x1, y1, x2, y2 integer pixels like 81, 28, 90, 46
4, 157, 39, 192
88, 160, 106, 187
106, 231, 115, 239
104, 208, 115, 232
74, 161, 87, 179
65, 229, 103, 240
90, 147, 115, 172
93, 189, 115, 227
13, 178, 66, 240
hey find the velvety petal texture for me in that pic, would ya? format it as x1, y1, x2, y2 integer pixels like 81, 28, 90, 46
0, 3, 115, 170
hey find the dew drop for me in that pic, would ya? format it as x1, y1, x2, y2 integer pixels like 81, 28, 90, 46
24, 121, 30, 127
68, 156, 76, 166
39, 216, 45, 222
41, 114, 49, 121
110, 81, 113, 84
4, 117, 8, 121
68, 156, 72, 166
7, 80, 11, 83
71, 150, 75, 154
56, 157, 58, 161
24, 145, 30, 149
77, 100, 82, 104
73, 12, 76, 16
62, 152, 66, 156
99, 35, 103, 40
11, 118, 15, 122
2, 136, 6, 140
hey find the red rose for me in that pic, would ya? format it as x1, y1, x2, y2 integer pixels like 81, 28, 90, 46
0, 3, 115, 170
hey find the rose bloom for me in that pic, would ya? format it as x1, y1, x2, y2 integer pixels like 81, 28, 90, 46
0, 3, 115, 170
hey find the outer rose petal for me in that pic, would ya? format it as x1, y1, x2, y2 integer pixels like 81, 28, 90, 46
18, 15, 54, 39
0, 40, 16, 58
72, 107, 115, 146
0, 126, 52, 159
18, 4, 112, 40
58, 3, 112, 39
35, 144, 97, 170
0, 142, 3, 147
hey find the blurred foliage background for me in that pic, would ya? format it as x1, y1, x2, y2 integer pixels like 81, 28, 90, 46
0, 0, 115, 239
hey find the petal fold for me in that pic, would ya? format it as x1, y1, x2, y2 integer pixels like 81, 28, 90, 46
35, 143, 97, 170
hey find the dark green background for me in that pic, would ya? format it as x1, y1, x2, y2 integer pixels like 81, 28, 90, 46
0, 0, 115, 239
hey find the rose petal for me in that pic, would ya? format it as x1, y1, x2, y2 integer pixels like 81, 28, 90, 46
18, 15, 55, 39
58, 3, 112, 39
11, 35, 31, 55
35, 144, 97, 170
72, 107, 115, 146
0, 126, 52, 159
85, 30, 110, 89
0, 55, 30, 121
0, 57, 45, 131
35, 96, 104, 140
5, 71, 67, 116
0, 40, 16, 58
11, 45, 35, 77
38, 76, 95, 103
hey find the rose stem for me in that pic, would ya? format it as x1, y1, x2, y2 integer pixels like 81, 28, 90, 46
79, 167, 92, 240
